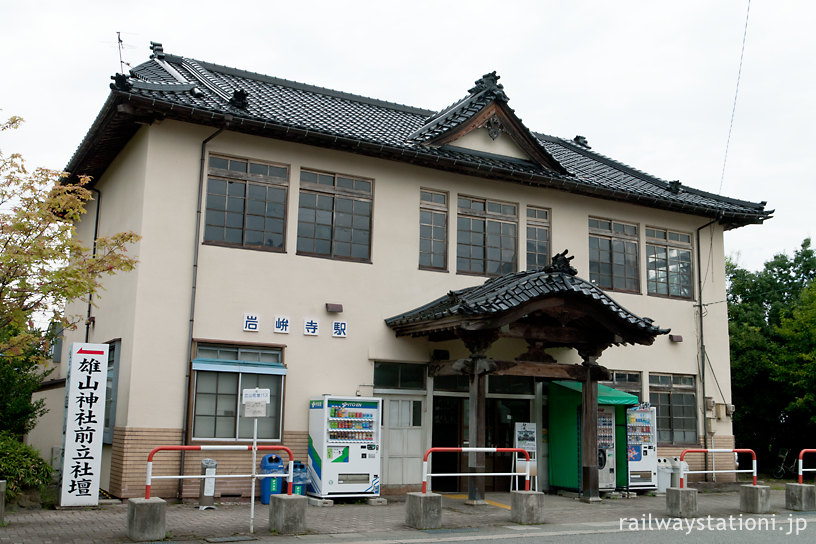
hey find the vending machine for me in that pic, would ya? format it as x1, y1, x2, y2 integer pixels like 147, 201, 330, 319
308, 395, 382, 498
597, 405, 616, 490
626, 404, 658, 489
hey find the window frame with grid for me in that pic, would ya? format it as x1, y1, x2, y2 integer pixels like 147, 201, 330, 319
588, 217, 640, 293
296, 169, 373, 262
419, 189, 448, 271
600, 370, 642, 402
457, 196, 518, 276
204, 155, 289, 251
191, 344, 286, 441
646, 227, 694, 299
526, 206, 551, 270
649, 373, 698, 445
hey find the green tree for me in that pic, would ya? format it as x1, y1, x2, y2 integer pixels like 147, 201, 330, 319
728, 239, 816, 470
1, 113, 140, 435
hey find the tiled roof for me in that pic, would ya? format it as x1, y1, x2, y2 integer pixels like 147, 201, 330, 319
385, 264, 669, 342
66, 43, 772, 228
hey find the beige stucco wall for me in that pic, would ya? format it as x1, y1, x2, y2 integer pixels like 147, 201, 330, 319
39, 118, 734, 460
448, 127, 530, 160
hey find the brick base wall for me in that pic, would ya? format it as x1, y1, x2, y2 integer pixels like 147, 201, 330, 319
108, 427, 309, 499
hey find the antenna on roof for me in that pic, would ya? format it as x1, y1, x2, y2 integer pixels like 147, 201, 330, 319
117, 32, 131, 73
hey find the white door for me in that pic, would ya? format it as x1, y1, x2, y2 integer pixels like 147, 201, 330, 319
382, 397, 424, 486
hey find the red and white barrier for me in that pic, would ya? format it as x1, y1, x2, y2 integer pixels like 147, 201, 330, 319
798, 449, 816, 484
144, 444, 295, 499
679, 448, 756, 488
421, 447, 531, 493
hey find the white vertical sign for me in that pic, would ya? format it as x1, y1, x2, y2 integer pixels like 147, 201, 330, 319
61, 343, 109, 506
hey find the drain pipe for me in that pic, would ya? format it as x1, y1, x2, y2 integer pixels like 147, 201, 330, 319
85, 188, 102, 342
696, 215, 720, 478
178, 124, 227, 498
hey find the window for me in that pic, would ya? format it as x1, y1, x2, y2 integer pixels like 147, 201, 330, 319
374, 362, 426, 390
526, 206, 550, 270
602, 370, 642, 401
646, 228, 693, 298
588, 217, 639, 292
649, 373, 697, 444
457, 196, 517, 276
192, 344, 285, 440
103, 340, 121, 444
419, 190, 447, 270
296, 170, 373, 261
204, 155, 289, 249
389, 399, 422, 428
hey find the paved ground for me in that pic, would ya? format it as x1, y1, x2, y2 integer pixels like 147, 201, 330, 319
2, 488, 815, 543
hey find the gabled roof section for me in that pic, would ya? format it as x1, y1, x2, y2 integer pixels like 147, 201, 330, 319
64, 42, 773, 229
407, 72, 567, 174
385, 252, 669, 346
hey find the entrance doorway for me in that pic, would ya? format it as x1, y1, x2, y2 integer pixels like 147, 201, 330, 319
431, 395, 531, 492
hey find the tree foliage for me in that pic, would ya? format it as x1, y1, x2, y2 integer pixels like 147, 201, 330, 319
728, 239, 816, 469
1, 114, 140, 359
0, 430, 53, 501
1, 113, 140, 444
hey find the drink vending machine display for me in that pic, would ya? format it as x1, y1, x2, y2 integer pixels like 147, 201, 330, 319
597, 406, 616, 490
626, 405, 658, 489
307, 395, 382, 498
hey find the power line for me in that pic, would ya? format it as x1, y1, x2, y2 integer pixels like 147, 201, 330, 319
718, 0, 751, 195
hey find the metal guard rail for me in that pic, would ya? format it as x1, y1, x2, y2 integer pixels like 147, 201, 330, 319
145, 445, 295, 499
679, 448, 756, 488
422, 447, 531, 493
798, 449, 816, 484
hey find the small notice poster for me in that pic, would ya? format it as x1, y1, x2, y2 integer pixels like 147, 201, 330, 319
514, 422, 537, 454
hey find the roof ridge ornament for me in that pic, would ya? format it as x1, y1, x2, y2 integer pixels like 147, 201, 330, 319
110, 73, 133, 92
230, 89, 249, 109
149, 41, 165, 60
468, 71, 508, 102
543, 250, 578, 276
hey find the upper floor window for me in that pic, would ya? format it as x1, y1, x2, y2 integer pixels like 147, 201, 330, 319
204, 155, 289, 250
457, 196, 517, 276
296, 170, 372, 261
646, 227, 693, 299
526, 206, 550, 270
419, 190, 448, 270
588, 217, 639, 293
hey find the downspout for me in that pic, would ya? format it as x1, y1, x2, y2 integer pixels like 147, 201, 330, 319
85, 188, 102, 342
178, 125, 226, 499
696, 215, 719, 478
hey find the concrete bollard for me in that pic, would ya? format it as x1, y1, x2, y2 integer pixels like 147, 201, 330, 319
785, 483, 816, 511
406, 492, 442, 529
510, 490, 545, 524
126, 497, 166, 542
739, 484, 771, 514
268, 494, 307, 535
666, 487, 697, 518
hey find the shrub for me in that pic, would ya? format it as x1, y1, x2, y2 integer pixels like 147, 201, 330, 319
0, 431, 53, 501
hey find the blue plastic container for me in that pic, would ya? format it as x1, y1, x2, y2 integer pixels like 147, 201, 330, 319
292, 461, 308, 496
260, 454, 285, 504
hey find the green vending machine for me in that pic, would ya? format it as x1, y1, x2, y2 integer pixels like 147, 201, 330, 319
547, 381, 638, 491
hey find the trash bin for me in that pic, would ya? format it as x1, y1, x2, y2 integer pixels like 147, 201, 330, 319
199, 458, 217, 510
292, 461, 308, 496
669, 457, 690, 488
260, 454, 284, 505
656, 457, 671, 493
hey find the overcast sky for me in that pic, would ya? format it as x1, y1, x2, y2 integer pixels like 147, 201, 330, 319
1, 0, 812, 271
